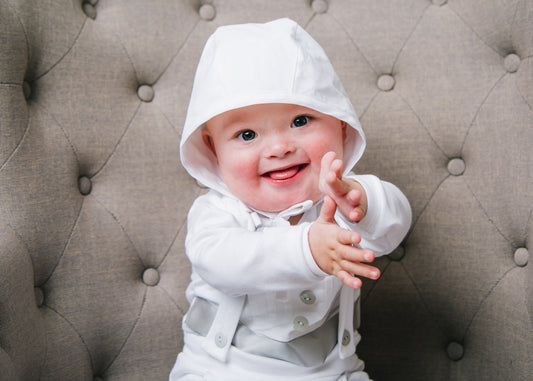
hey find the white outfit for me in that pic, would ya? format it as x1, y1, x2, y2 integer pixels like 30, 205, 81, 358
170, 18, 412, 380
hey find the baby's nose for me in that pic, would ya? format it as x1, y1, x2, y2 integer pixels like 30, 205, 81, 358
265, 137, 296, 158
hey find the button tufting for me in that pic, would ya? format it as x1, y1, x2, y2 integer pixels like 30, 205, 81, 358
447, 341, 464, 361
137, 85, 154, 102
388, 245, 405, 261
23, 81, 31, 100
504, 53, 521, 73
300, 290, 316, 305
78, 176, 92, 196
34, 287, 44, 307
433, 0, 448, 5
82, 2, 97, 20
447, 158, 465, 176
312, 0, 329, 14
293, 316, 309, 331
142, 268, 160, 286
215, 332, 227, 348
514, 247, 529, 267
199, 4, 216, 21
377, 74, 395, 91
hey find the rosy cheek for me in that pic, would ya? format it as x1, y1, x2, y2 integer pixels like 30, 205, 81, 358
314, 133, 344, 158
232, 158, 256, 177
219, 151, 258, 186
308, 142, 335, 162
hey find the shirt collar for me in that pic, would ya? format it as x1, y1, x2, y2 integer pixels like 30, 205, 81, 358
251, 199, 315, 221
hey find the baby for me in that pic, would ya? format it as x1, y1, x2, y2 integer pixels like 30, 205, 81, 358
170, 18, 411, 381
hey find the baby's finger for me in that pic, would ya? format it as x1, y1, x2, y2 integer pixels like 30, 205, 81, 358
341, 245, 375, 263
337, 270, 362, 289
331, 158, 343, 178
347, 189, 361, 204
336, 228, 361, 246
340, 260, 380, 281
319, 152, 336, 193
320, 152, 336, 177
349, 207, 365, 222
318, 195, 337, 224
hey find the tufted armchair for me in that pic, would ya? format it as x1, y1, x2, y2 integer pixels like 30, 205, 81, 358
1, 0, 531, 380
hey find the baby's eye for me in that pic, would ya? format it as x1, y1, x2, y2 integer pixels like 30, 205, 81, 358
238, 129, 256, 141
291, 115, 309, 128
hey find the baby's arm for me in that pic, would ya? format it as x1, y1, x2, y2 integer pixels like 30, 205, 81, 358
186, 193, 327, 296
308, 195, 380, 289
319, 152, 367, 222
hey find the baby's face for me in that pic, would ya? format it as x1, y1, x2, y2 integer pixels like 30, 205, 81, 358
203, 103, 346, 213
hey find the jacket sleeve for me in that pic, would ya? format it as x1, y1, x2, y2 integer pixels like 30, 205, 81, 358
185, 192, 327, 297
336, 174, 412, 257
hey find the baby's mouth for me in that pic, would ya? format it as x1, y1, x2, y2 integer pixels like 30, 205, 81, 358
263, 164, 308, 181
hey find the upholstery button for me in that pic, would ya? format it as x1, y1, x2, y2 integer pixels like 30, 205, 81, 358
312, 0, 329, 14
388, 245, 405, 261
215, 332, 227, 348
137, 85, 154, 102
78, 176, 92, 195
504, 53, 521, 73
142, 268, 160, 286
199, 4, 216, 21
23, 81, 31, 100
342, 329, 351, 346
82, 2, 97, 19
447, 341, 464, 361
293, 316, 309, 331
300, 290, 316, 305
447, 158, 465, 176
514, 247, 529, 267
34, 287, 44, 307
377, 74, 395, 91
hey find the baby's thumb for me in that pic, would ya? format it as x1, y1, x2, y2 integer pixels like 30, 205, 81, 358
318, 195, 337, 224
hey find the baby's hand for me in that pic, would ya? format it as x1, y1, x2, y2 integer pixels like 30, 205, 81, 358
309, 195, 380, 289
319, 152, 367, 223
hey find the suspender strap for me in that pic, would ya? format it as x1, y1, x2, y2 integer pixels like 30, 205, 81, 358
338, 286, 358, 359
186, 294, 245, 362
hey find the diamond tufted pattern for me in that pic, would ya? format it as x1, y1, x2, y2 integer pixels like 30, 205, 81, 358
0, 1, 531, 380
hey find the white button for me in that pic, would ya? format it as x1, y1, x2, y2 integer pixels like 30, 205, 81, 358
215, 333, 227, 348
342, 329, 351, 346
293, 316, 309, 331
300, 290, 316, 305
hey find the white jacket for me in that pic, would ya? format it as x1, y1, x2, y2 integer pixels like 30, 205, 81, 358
173, 18, 412, 379
183, 174, 410, 362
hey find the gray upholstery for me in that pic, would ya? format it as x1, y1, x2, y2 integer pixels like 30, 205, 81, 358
0, 0, 531, 380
